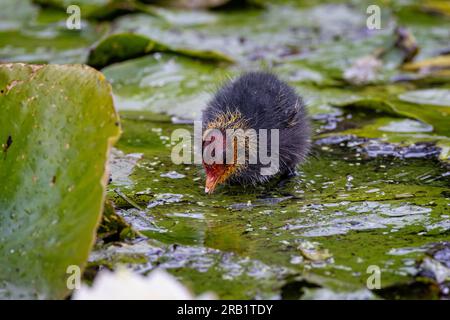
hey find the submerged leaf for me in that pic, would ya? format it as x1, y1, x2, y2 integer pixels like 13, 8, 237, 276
88, 33, 163, 69
102, 53, 230, 119
335, 93, 450, 136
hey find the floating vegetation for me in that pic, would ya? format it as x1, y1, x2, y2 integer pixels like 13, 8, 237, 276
1, 0, 450, 300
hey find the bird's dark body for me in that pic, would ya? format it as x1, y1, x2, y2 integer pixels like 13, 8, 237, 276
202, 72, 310, 186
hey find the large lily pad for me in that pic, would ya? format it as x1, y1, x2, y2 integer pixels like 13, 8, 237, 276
332, 85, 450, 136
109, 3, 370, 64
0, 0, 109, 64
398, 89, 450, 107
0, 63, 121, 299
87, 33, 232, 69
103, 53, 232, 119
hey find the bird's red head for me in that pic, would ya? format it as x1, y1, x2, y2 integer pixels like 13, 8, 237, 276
202, 131, 239, 194
202, 111, 247, 193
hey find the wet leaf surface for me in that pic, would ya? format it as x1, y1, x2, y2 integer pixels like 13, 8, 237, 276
0, 63, 120, 299
94, 1, 450, 298
102, 54, 231, 119
1, 0, 450, 299
92, 110, 450, 299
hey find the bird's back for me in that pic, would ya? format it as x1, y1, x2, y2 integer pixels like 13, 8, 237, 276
205, 72, 303, 130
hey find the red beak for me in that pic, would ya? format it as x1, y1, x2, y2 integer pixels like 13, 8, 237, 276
205, 173, 219, 194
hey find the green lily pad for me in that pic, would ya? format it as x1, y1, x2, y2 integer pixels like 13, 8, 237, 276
87, 32, 232, 69
334, 90, 450, 136
0, 2, 109, 64
0, 0, 110, 64
378, 119, 433, 133
32, 0, 158, 19
398, 89, 450, 107
109, 3, 370, 65
325, 84, 450, 162
103, 53, 232, 119
0, 63, 121, 299
1, 0, 448, 300
0, 0, 38, 30
0, 25, 109, 64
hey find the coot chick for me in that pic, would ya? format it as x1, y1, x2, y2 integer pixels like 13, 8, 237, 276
202, 72, 310, 193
